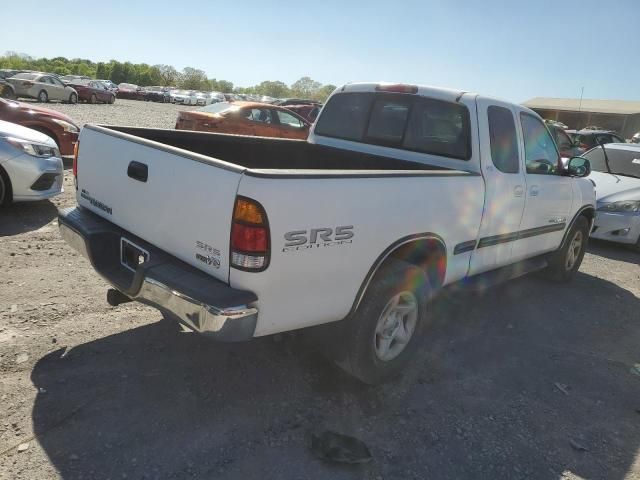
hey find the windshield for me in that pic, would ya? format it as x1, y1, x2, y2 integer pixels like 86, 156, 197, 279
583, 146, 640, 177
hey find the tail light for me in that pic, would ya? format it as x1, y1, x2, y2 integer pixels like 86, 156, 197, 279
375, 83, 418, 94
230, 196, 269, 271
72, 141, 79, 189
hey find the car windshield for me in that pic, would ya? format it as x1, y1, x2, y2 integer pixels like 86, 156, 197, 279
583, 146, 640, 178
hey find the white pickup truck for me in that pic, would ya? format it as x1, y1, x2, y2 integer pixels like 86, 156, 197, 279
59, 83, 596, 384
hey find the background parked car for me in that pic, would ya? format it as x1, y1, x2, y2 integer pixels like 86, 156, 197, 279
67, 80, 115, 104
0, 97, 79, 159
547, 123, 581, 158
175, 101, 310, 139
284, 103, 321, 123
567, 129, 625, 154
97, 79, 118, 92
116, 83, 143, 100
0, 119, 64, 205
7, 72, 78, 104
59, 74, 91, 84
172, 90, 198, 105
142, 86, 170, 103
583, 143, 640, 250
274, 98, 320, 107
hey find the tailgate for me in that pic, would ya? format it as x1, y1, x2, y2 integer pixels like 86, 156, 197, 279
75, 125, 244, 283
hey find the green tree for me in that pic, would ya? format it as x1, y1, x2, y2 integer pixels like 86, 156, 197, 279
180, 67, 208, 90
109, 62, 126, 84
314, 84, 337, 102
155, 64, 179, 86
95, 62, 109, 79
290, 76, 322, 99
255, 80, 290, 98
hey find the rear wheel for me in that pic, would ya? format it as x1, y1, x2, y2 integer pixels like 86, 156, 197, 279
38, 90, 48, 103
69, 92, 78, 104
89, 93, 97, 104
334, 259, 431, 385
545, 216, 589, 282
0, 166, 13, 206
1, 85, 15, 99
109, 95, 115, 104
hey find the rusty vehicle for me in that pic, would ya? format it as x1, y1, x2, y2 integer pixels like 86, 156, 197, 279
284, 103, 321, 122
175, 101, 310, 139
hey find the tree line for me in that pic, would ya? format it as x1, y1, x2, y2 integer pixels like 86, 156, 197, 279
0, 52, 336, 101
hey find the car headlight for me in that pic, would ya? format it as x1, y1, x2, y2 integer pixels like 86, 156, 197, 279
51, 118, 79, 133
6, 137, 60, 158
597, 200, 640, 213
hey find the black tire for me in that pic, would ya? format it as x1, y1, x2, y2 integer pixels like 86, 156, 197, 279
334, 259, 431, 385
89, 93, 97, 104
0, 166, 13, 206
37, 90, 48, 103
69, 92, 78, 104
109, 95, 115, 104
1, 85, 15, 99
545, 216, 589, 282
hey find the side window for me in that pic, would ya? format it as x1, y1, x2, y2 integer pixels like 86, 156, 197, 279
39, 76, 51, 84
487, 106, 519, 173
612, 135, 624, 143
245, 108, 273, 123
276, 110, 304, 128
520, 113, 559, 174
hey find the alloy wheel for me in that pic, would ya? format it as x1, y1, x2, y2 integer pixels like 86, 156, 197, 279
373, 291, 418, 362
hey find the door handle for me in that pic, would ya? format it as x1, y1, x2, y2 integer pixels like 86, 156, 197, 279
127, 161, 148, 183
530, 185, 540, 197
514, 185, 524, 197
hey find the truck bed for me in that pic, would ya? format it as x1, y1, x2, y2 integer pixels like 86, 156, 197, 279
102, 125, 457, 173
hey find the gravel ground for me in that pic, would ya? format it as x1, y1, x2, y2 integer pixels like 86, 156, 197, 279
0, 101, 639, 479
26, 98, 200, 129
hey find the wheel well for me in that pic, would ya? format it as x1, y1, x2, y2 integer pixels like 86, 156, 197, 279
387, 238, 447, 290
351, 236, 447, 314
0, 164, 13, 203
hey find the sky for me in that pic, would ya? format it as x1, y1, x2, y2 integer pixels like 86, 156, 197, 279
1, 0, 638, 103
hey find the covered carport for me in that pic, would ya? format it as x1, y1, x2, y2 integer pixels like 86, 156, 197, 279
523, 97, 640, 140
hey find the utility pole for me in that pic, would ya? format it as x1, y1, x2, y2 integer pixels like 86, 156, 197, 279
578, 86, 584, 112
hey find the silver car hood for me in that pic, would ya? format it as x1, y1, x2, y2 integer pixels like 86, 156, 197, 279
589, 170, 640, 202
0, 119, 57, 147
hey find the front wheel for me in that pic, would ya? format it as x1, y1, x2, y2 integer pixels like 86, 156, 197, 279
334, 259, 431, 385
545, 216, 589, 282
89, 93, 97, 104
69, 92, 78, 104
38, 90, 48, 103
0, 166, 12, 206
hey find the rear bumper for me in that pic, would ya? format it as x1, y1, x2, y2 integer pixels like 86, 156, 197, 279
58, 207, 258, 341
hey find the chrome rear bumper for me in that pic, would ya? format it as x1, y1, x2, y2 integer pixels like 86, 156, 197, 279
58, 207, 258, 341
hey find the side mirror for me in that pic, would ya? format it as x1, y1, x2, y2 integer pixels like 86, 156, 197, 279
567, 156, 591, 177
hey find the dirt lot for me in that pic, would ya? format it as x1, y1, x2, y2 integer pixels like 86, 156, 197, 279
1, 101, 639, 480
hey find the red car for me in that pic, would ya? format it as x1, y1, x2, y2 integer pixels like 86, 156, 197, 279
67, 80, 115, 104
285, 104, 321, 122
0, 97, 79, 159
116, 83, 143, 100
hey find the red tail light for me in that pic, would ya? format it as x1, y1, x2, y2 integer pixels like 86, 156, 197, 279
375, 83, 418, 94
230, 196, 269, 271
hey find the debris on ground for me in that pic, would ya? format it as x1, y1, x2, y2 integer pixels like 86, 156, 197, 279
15, 353, 29, 364
17, 442, 29, 452
554, 382, 570, 396
310, 431, 372, 464
569, 438, 589, 452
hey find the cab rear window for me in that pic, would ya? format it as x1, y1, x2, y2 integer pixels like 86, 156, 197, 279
315, 92, 471, 160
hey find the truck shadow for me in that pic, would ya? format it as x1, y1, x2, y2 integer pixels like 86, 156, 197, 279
31, 272, 640, 479
587, 239, 639, 264
0, 200, 57, 236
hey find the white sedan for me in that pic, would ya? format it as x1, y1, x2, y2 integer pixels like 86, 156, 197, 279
0, 120, 63, 205
583, 143, 640, 250
172, 90, 198, 106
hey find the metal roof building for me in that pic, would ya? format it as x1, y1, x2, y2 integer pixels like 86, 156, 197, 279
522, 97, 640, 139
